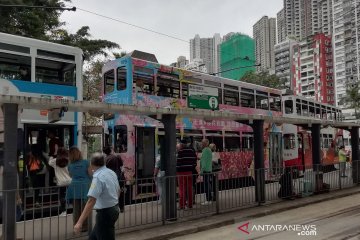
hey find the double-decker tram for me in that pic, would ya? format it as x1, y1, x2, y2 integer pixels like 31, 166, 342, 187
282, 95, 344, 171
0, 32, 83, 212
101, 53, 344, 201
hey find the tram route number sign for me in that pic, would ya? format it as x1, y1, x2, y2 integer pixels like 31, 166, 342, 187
187, 84, 219, 110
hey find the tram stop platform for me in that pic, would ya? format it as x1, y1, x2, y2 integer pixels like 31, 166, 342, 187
117, 186, 360, 240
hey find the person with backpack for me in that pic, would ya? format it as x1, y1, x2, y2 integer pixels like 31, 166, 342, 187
103, 146, 125, 213
49, 147, 71, 216
66, 146, 91, 232
26, 144, 46, 207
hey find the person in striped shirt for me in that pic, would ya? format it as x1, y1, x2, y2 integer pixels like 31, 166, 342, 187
176, 139, 197, 209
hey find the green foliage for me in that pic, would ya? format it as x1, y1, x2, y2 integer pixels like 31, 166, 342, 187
240, 71, 284, 89
0, 0, 69, 40
50, 27, 119, 61
341, 84, 360, 118
0, 1, 120, 60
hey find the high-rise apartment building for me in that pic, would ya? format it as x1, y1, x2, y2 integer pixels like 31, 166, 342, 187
277, 8, 287, 43
253, 16, 276, 73
291, 34, 335, 104
284, 0, 332, 39
170, 56, 189, 68
274, 38, 297, 89
332, 0, 360, 120
189, 34, 222, 74
220, 34, 255, 80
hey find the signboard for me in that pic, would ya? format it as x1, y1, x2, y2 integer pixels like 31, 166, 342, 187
187, 84, 219, 110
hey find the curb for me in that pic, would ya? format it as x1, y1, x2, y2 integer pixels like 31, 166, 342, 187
126, 188, 360, 240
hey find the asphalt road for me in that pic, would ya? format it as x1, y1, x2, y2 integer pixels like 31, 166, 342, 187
171, 193, 360, 240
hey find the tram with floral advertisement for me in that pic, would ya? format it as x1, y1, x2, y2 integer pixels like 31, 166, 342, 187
101, 53, 344, 201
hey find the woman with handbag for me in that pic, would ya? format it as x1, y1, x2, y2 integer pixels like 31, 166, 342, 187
49, 147, 72, 216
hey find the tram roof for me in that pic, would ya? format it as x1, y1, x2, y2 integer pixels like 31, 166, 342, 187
0, 94, 358, 129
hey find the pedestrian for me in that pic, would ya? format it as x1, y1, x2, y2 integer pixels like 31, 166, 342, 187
66, 146, 91, 232
209, 143, 221, 201
338, 146, 348, 177
103, 146, 125, 213
278, 167, 294, 199
26, 144, 46, 207
74, 153, 120, 240
49, 147, 71, 216
153, 149, 164, 204
200, 139, 213, 205
176, 139, 197, 209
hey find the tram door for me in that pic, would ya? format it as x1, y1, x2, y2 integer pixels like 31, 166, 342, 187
269, 132, 283, 177
23, 124, 74, 188
135, 127, 155, 178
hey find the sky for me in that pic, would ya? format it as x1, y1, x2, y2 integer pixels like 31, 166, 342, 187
61, 0, 283, 65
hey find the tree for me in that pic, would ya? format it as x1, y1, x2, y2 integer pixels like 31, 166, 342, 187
341, 84, 360, 118
0, 1, 120, 60
240, 71, 284, 89
0, 0, 69, 40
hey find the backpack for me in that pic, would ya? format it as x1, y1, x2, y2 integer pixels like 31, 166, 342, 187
28, 155, 44, 173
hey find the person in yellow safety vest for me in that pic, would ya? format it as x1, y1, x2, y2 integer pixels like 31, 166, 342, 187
338, 146, 348, 177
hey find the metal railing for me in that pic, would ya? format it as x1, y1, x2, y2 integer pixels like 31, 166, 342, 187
0, 161, 359, 239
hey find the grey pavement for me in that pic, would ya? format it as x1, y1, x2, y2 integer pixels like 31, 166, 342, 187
172, 193, 360, 240
117, 186, 360, 240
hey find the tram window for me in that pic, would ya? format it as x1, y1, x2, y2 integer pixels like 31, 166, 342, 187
296, 103, 301, 115
301, 103, 308, 116
157, 79, 179, 98
241, 134, 253, 150
0, 52, 31, 81
181, 83, 188, 99
218, 89, 223, 104
224, 90, 239, 106
207, 135, 224, 152
224, 131, 240, 151
104, 128, 113, 147
114, 125, 127, 153
309, 105, 315, 117
104, 69, 115, 94
134, 72, 154, 94
240, 88, 255, 108
117, 67, 127, 90
256, 91, 269, 110
284, 134, 296, 149
270, 94, 281, 112
315, 105, 321, 118
285, 100, 293, 114
36, 58, 76, 86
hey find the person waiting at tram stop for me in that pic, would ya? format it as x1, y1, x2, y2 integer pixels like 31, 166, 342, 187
66, 146, 91, 232
103, 146, 125, 213
74, 152, 120, 240
210, 143, 222, 201
200, 139, 213, 205
176, 139, 197, 209
338, 146, 349, 177
278, 167, 295, 200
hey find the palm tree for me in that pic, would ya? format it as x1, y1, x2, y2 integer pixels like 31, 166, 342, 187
341, 84, 360, 119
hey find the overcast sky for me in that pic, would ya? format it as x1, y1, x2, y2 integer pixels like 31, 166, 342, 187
61, 0, 283, 64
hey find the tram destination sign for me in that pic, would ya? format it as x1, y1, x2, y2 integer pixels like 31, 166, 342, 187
187, 84, 219, 110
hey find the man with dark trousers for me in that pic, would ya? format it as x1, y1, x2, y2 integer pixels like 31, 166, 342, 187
176, 139, 197, 209
103, 146, 125, 212
74, 153, 120, 240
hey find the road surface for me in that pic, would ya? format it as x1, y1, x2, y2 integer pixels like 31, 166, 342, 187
172, 193, 360, 240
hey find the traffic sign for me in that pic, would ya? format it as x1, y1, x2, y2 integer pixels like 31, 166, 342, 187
187, 84, 219, 110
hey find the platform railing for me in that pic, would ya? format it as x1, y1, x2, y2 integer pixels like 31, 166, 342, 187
0, 161, 358, 239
